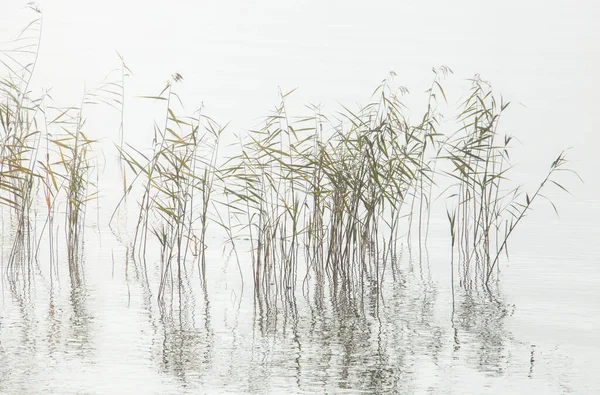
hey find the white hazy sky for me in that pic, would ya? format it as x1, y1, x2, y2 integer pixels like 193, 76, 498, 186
1, 0, 599, 184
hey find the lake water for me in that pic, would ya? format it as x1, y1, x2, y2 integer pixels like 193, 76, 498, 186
1, 1, 599, 394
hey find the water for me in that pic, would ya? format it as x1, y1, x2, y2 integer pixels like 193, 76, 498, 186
1, 197, 597, 394
2, 1, 600, 393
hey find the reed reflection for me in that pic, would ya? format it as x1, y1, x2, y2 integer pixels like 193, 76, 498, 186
66, 281, 94, 359
245, 249, 446, 394
452, 284, 514, 376
152, 265, 214, 386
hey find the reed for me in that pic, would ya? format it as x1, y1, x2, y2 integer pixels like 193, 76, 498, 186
218, 73, 458, 305
115, 76, 223, 301
442, 76, 577, 286
1, 7, 100, 286
46, 102, 97, 285
0, 6, 43, 280
218, 88, 311, 304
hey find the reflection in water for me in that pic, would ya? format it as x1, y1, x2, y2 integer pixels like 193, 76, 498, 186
237, 248, 448, 393
5, 279, 38, 394
453, 285, 514, 376
46, 290, 62, 360
0, 236, 587, 393
220, 245, 523, 393
151, 264, 214, 387
67, 283, 94, 359
529, 344, 536, 378
0, 263, 95, 393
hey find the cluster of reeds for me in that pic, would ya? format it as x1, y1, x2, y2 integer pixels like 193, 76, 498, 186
1, 6, 98, 287
218, 88, 306, 305
443, 76, 576, 286
114, 77, 223, 301
45, 104, 97, 284
1, 9, 578, 301
215, 70, 578, 307
218, 70, 454, 306
0, 73, 42, 280
1, 6, 44, 280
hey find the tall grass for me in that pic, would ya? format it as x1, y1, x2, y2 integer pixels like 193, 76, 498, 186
115, 77, 223, 302
215, 71, 577, 305
219, 70, 462, 306
1, 7, 99, 287
443, 76, 577, 286
0, 10, 579, 303
0, 6, 43, 281
47, 103, 97, 285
